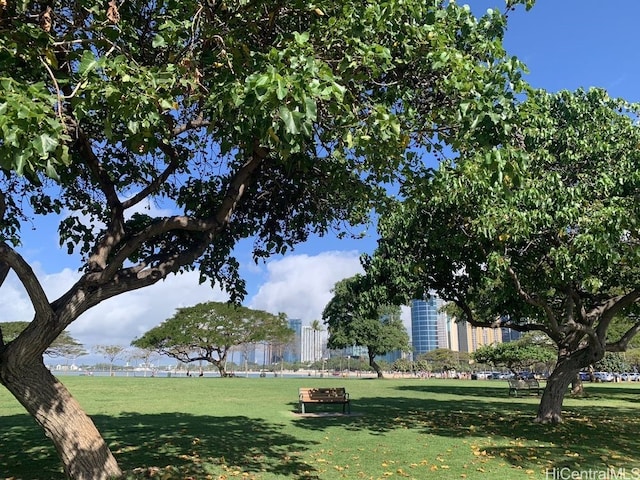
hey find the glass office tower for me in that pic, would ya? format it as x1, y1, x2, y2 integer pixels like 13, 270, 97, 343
410, 297, 447, 355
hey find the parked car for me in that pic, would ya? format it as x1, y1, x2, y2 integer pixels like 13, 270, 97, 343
620, 372, 639, 382
579, 371, 592, 381
517, 371, 536, 380
593, 371, 614, 382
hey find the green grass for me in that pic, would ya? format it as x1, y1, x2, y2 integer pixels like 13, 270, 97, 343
2, 377, 640, 479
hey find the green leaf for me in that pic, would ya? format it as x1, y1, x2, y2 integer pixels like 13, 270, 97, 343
152, 34, 166, 48
304, 97, 317, 122
279, 106, 299, 135
78, 50, 99, 75
33, 133, 58, 157
45, 160, 60, 180
293, 31, 310, 45
276, 76, 288, 100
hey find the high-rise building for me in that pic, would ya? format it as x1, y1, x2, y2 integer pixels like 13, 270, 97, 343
301, 325, 326, 363
411, 297, 451, 355
283, 318, 302, 363
501, 326, 523, 343
411, 297, 502, 355
456, 322, 502, 352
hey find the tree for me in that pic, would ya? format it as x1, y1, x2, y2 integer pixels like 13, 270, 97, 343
365, 88, 640, 423
128, 347, 159, 376
0, 0, 533, 477
309, 319, 324, 369
595, 352, 628, 375
0, 321, 87, 359
323, 275, 410, 378
132, 302, 291, 376
94, 345, 126, 376
418, 348, 470, 373
473, 339, 555, 375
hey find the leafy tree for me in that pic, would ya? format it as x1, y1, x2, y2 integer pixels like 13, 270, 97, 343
473, 340, 555, 374
0, 321, 86, 359
132, 302, 291, 376
94, 345, 127, 376
417, 348, 470, 372
625, 349, 640, 371
392, 358, 414, 373
595, 352, 629, 374
322, 275, 410, 378
0, 0, 532, 477
365, 88, 640, 423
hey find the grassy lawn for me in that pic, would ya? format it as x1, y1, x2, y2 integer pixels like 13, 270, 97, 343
1, 376, 640, 479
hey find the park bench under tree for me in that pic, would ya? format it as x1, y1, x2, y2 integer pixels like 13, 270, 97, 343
507, 378, 543, 397
298, 387, 351, 414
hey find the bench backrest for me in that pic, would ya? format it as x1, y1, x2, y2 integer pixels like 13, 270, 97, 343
299, 387, 347, 402
508, 378, 539, 388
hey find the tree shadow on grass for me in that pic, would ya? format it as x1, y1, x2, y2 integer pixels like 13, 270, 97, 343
291, 384, 640, 473
0, 413, 318, 480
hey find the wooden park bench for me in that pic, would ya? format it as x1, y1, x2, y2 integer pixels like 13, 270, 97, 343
508, 378, 542, 397
298, 387, 351, 414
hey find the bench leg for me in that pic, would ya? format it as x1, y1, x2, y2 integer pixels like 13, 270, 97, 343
300, 402, 305, 414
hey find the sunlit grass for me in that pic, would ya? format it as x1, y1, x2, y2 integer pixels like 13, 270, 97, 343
1, 377, 640, 479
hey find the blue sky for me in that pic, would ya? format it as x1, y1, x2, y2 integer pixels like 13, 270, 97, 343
3, 0, 640, 363
482, 0, 640, 101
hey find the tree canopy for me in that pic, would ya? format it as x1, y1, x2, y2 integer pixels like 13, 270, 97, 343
473, 336, 555, 374
132, 301, 291, 376
417, 348, 470, 372
322, 274, 410, 378
365, 87, 640, 423
0, 0, 533, 477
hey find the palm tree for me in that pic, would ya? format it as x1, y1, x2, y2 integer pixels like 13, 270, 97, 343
310, 320, 323, 375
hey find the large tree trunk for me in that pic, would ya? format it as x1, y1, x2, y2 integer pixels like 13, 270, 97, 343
535, 354, 582, 424
0, 359, 122, 480
570, 373, 584, 396
368, 353, 384, 378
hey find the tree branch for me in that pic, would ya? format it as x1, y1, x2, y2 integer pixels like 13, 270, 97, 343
171, 116, 210, 137
596, 289, 640, 340
0, 243, 52, 319
607, 321, 640, 352
121, 143, 181, 210
58, 142, 270, 317
506, 264, 561, 333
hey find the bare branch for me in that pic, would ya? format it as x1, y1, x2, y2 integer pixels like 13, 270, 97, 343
121, 144, 181, 210
39, 56, 67, 131
171, 116, 210, 137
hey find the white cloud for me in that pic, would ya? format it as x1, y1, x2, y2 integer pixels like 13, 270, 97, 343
70, 273, 228, 347
1, 269, 227, 349
248, 251, 364, 325
2, 249, 413, 363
